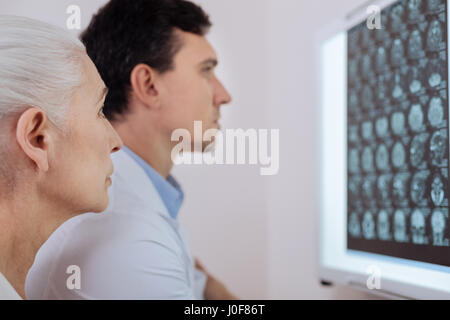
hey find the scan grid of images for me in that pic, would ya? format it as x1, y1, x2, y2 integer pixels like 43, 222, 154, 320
347, 0, 450, 264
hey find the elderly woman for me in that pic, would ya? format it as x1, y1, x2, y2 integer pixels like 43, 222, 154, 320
0, 16, 123, 299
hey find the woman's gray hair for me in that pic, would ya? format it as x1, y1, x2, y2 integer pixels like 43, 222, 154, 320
0, 15, 86, 126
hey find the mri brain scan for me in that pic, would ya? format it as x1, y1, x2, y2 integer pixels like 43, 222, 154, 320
407, 0, 422, 22
427, 59, 443, 87
408, 103, 425, 132
428, 96, 445, 127
349, 212, 362, 238
376, 144, 390, 171
363, 211, 376, 239
391, 111, 407, 135
410, 171, 428, 205
392, 141, 407, 169
394, 209, 409, 242
431, 172, 446, 206
377, 174, 392, 203
407, 66, 423, 94
376, 117, 389, 137
378, 210, 392, 240
391, 39, 405, 66
410, 133, 428, 168
430, 129, 447, 166
362, 147, 375, 172
411, 209, 428, 244
431, 209, 448, 246
426, 20, 443, 51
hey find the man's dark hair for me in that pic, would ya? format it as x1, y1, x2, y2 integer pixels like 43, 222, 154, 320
80, 0, 211, 121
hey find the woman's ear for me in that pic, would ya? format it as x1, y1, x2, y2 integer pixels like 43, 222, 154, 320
130, 63, 161, 110
16, 108, 50, 172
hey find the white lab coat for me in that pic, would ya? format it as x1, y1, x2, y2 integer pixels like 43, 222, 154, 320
25, 149, 206, 300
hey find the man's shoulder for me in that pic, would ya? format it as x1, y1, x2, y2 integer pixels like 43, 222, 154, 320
42, 201, 177, 257
26, 206, 185, 299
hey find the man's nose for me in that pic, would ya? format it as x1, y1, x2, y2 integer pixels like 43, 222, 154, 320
214, 76, 232, 107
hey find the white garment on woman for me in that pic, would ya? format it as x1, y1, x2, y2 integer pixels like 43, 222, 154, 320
0, 272, 21, 300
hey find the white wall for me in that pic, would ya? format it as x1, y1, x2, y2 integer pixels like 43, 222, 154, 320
265, 0, 377, 300
0, 0, 379, 299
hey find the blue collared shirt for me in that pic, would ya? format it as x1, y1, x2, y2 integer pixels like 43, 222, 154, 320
122, 146, 184, 219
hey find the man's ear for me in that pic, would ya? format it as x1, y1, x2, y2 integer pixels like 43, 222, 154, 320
16, 108, 50, 172
130, 63, 161, 110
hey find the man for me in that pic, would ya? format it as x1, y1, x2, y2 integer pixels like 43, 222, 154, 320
0, 15, 123, 299
26, 0, 236, 299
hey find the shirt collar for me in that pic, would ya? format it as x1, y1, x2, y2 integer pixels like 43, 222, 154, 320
122, 146, 184, 219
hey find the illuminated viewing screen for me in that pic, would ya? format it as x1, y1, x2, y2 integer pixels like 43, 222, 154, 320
320, 0, 450, 299
346, 0, 450, 266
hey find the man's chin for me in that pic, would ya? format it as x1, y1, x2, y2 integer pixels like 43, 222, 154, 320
90, 194, 109, 213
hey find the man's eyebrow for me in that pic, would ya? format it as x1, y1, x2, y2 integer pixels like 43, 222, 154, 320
199, 58, 218, 67
97, 87, 109, 105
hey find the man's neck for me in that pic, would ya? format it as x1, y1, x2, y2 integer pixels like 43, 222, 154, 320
113, 119, 174, 178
